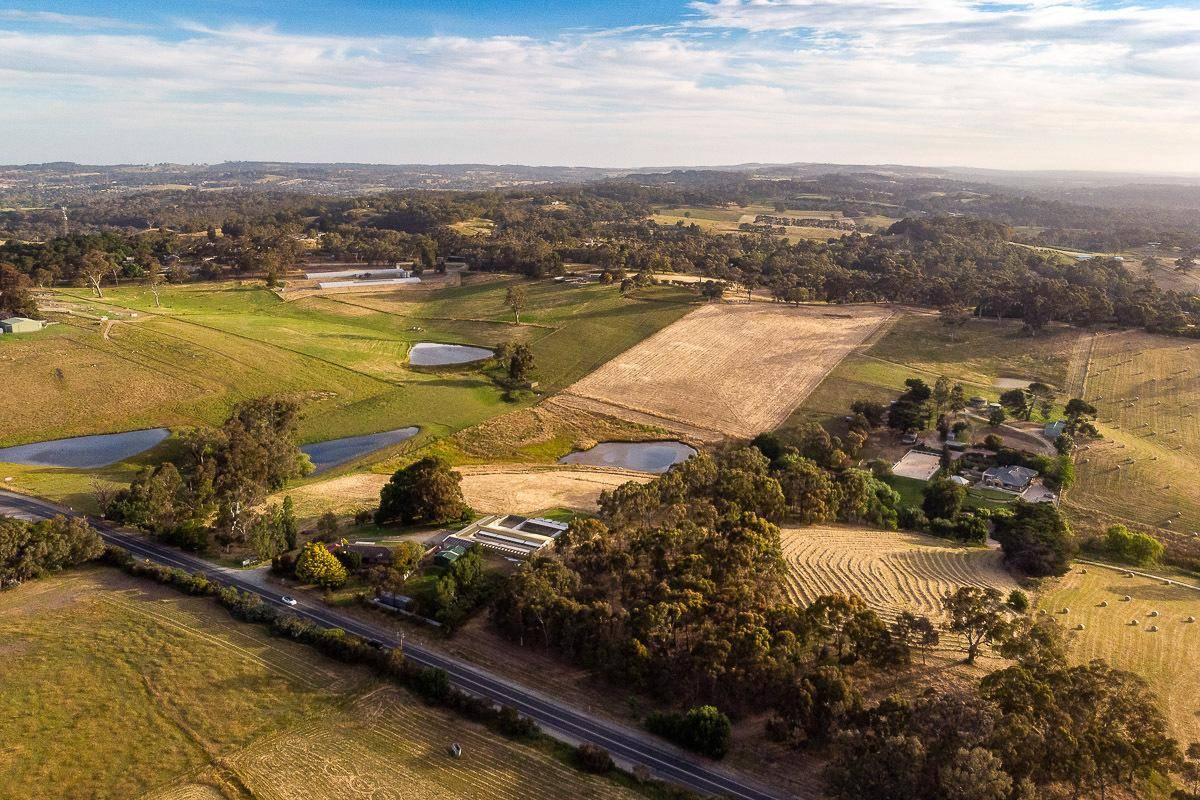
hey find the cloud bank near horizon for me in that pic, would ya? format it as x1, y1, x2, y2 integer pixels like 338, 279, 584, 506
0, 1, 1197, 172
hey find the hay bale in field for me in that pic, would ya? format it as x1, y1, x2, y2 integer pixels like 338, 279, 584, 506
1149, 625, 1159, 632
1080, 568, 1088, 574
1123, 595, 1132, 601
1149, 610, 1159, 617
1099, 600, 1109, 607
1076, 623, 1086, 630
1187, 616, 1196, 623
1130, 619, 1139, 626
1060, 607, 1070, 614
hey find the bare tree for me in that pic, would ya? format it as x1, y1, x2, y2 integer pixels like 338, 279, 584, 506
146, 261, 165, 307
80, 251, 112, 298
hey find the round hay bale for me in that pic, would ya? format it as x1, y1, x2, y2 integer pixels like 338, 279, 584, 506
1099, 600, 1109, 607
1149, 610, 1159, 617
1149, 625, 1159, 632
1187, 616, 1196, 623
1060, 607, 1070, 614
1123, 595, 1132, 601
1130, 619, 1139, 626
1076, 623, 1085, 631
1080, 568, 1088, 574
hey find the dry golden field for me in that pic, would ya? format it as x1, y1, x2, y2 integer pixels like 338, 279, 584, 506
0, 570, 642, 800
280, 464, 650, 519
1069, 331, 1200, 549
1038, 563, 1200, 743
226, 687, 636, 800
779, 525, 1019, 624
560, 303, 895, 440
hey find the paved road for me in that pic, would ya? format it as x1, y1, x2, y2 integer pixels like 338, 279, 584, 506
0, 490, 788, 800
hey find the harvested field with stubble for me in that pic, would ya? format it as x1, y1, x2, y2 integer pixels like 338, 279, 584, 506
227, 687, 637, 800
779, 525, 1019, 624
0, 570, 643, 800
1068, 331, 1200, 554
1039, 563, 1200, 743
560, 303, 896, 440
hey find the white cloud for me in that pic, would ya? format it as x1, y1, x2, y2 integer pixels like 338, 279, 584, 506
0, 9, 138, 28
0, 7, 1196, 171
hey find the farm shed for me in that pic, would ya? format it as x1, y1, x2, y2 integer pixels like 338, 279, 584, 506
1043, 420, 1067, 439
1, 317, 45, 334
434, 545, 467, 568
444, 514, 569, 559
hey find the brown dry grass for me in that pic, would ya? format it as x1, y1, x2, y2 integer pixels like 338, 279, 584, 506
780, 525, 1019, 623
281, 464, 649, 518
1039, 563, 1200, 743
561, 303, 895, 439
1068, 330, 1200, 554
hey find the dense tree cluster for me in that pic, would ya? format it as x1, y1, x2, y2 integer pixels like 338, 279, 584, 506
0, 515, 104, 589
492, 449, 908, 715
106, 397, 310, 553
826, 615, 1179, 800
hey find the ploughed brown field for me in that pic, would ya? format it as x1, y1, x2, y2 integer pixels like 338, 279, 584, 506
557, 303, 896, 440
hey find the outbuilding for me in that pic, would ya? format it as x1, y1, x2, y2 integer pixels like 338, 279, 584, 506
0, 317, 45, 334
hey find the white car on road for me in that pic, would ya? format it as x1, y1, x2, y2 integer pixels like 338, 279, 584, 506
281, 596, 298, 606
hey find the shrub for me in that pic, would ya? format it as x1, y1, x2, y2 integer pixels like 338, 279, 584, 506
294, 542, 348, 588
495, 705, 540, 739
574, 743, 615, 774
646, 705, 732, 759
1007, 589, 1030, 613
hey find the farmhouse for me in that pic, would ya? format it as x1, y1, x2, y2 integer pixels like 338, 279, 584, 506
333, 542, 394, 566
444, 514, 570, 559
0, 317, 45, 334
981, 465, 1039, 492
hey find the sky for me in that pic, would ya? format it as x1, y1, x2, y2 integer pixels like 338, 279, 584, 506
1, 1, 1198, 172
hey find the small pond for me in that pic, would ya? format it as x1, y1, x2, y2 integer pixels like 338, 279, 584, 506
302, 427, 419, 474
0, 428, 170, 468
409, 342, 494, 366
559, 441, 697, 473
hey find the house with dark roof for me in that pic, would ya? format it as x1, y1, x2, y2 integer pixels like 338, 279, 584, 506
981, 465, 1039, 492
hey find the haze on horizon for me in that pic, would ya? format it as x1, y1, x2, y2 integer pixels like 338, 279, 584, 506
2, 0, 1199, 174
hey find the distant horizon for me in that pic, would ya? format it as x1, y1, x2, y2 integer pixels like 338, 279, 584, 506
2, 1, 1199, 172
6, 158, 1200, 183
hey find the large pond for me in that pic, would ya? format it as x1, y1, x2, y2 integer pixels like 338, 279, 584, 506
409, 342, 494, 366
559, 441, 697, 473
0, 428, 170, 468
302, 427, 419, 474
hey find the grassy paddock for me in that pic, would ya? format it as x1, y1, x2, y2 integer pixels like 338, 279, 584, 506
0, 568, 647, 800
2, 278, 694, 503
792, 313, 1086, 430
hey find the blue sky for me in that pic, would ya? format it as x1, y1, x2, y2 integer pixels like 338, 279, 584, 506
1, 1, 1198, 171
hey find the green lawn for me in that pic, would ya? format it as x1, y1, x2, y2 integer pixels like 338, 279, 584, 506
2, 277, 695, 505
